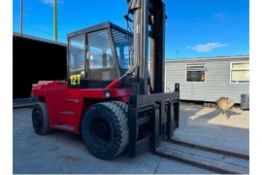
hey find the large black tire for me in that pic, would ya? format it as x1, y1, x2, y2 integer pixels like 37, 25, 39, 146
32, 102, 51, 135
81, 101, 129, 159
113, 101, 140, 139
112, 101, 128, 113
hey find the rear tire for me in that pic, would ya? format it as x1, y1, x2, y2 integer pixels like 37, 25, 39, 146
32, 102, 51, 135
81, 101, 129, 159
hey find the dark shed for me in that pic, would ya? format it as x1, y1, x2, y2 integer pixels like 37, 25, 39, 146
13, 33, 67, 98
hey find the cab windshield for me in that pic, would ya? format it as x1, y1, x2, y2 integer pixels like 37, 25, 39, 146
112, 29, 133, 69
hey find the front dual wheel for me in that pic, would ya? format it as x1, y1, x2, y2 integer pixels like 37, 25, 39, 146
81, 101, 129, 160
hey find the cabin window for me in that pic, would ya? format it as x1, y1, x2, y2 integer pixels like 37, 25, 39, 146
231, 62, 249, 83
112, 29, 133, 69
87, 30, 114, 69
186, 63, 206, 82
69, 34, 85, 71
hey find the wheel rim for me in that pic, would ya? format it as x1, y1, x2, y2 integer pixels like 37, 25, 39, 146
90, 117, 111, 143
32, 106, 43, 132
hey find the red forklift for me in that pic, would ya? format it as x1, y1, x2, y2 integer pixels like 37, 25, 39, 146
31, 1, 249, 173
32, 0, 179, 160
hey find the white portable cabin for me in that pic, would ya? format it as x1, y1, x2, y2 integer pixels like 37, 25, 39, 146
165, 56, 249, 104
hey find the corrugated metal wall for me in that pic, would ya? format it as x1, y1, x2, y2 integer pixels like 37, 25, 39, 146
165, 56, 249, 103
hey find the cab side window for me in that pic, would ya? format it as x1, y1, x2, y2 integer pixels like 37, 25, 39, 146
87, 30, 113, 69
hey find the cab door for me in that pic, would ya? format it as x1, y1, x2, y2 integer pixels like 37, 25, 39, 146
86, 29, 120, 88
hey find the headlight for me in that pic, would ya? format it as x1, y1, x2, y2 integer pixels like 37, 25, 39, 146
105, 91, 111, 98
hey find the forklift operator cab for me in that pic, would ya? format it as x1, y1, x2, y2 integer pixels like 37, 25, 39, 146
67, 22, 133, 88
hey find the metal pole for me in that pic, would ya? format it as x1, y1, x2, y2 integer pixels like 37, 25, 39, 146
20, 0, 23, 35
53, 0, 57, 41
150, 0, 165, 94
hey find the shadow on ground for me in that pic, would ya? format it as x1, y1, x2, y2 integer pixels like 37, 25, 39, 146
174, 103, 249, 154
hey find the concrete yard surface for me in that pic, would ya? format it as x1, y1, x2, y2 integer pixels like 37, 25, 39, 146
174, 103, 249, 155
13, 107, 212, 174
13, 103, 249, 174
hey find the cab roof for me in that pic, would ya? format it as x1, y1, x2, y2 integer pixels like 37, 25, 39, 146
67, 22, 132, 38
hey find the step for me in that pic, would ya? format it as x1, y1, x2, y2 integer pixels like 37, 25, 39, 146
64, 99, 80, 103
55, 124, 74, 131
59, 111, 75, 116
